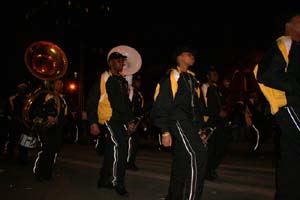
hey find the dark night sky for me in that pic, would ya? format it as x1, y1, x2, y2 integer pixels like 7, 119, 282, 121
5, 0, 300, 100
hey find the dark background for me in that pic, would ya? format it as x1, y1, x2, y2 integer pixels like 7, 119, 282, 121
6, 0, 300, 105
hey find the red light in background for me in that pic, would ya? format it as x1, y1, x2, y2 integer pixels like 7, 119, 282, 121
68, 82, 77, 91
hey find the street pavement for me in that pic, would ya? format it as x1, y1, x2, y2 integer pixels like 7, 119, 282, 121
0, 141, 276, 200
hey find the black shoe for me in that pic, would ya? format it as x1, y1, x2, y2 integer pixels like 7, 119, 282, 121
115, 185, 129, 197
97, 179, 114, 189
126, 163, 139, 171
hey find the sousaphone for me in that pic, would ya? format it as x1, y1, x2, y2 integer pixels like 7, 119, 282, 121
22, 41, 68, 129
107, 45, 142, 85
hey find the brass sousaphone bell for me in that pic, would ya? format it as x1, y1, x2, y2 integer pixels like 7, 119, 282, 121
24, 41, 68, 80
107, 45, 142, 85
22, 41, 68, 129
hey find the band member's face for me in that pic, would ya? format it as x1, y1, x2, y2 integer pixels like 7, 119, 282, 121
208, 71, 219, 83
178, 52, 195, 66
291, 15, 300, 36
286, 15, 300, 39
110, 58, 126, 73
54, 80, 64, 92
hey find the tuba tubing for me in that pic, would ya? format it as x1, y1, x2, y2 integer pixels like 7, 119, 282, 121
22, 41, 68, 129
22, 89, 62, 129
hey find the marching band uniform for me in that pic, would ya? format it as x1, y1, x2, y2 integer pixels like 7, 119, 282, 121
33, 80, 69, 181
87, 52, 135, 196
255, 33, 300, 200
151, 48, 209, 200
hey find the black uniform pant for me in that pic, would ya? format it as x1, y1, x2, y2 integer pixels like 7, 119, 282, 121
6, 119, 27, 162
33, 124, 63, 180
127, 131, 139, 165
275, 105, 300, 200
99, 120, 128, 187
206, 120, 226, 175
167, 120, 207, 200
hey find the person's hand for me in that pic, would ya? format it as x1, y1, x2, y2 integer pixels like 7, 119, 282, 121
199, 130, 208, 146
127, 121, 137, 135
162, 132, 172, 147
198, 127, 215, 147
47, 116, 57, 126
90, 123, 100, 136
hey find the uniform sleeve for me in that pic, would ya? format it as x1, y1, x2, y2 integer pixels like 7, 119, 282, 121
257, 42, 300, 96
150, 76, 173, 133
86, 79, 100, 124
